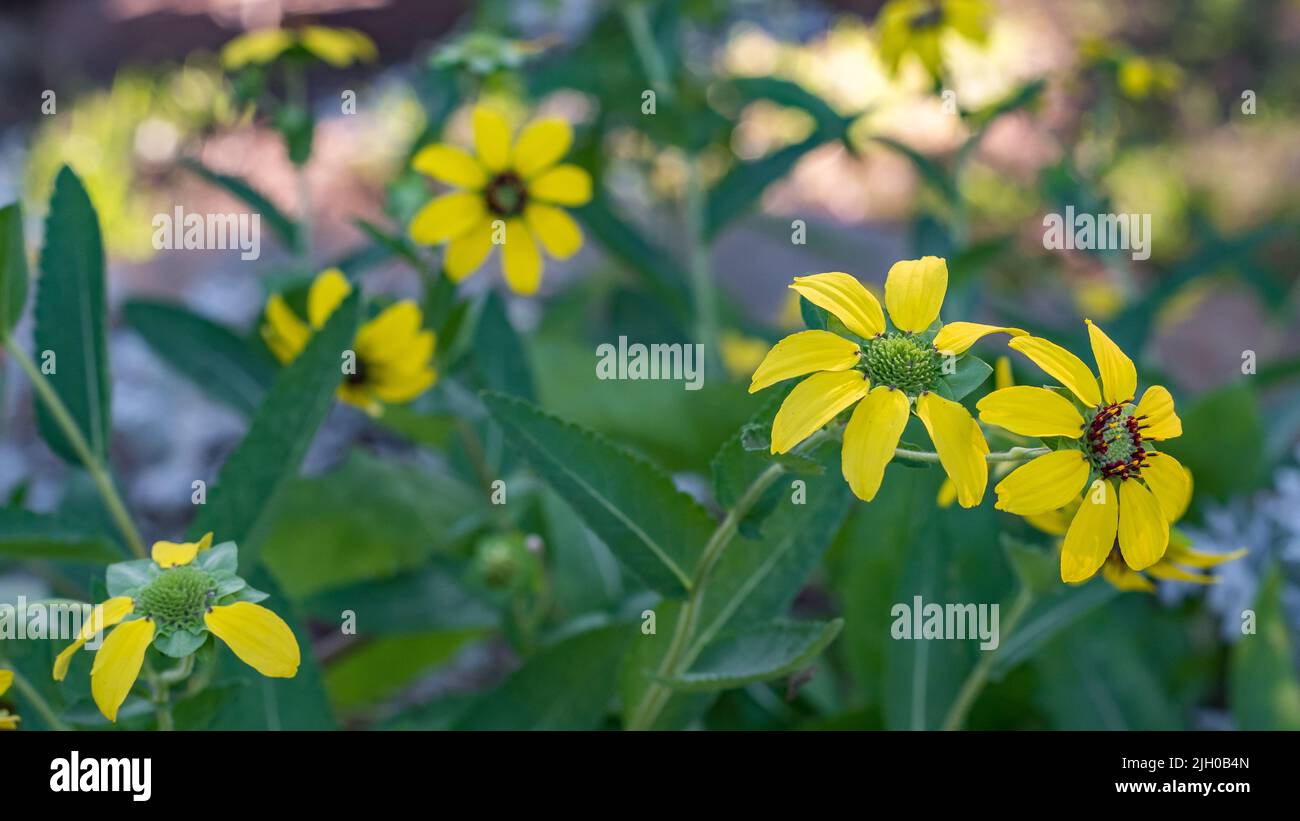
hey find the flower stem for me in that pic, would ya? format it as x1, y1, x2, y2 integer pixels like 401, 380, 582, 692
627, 431, 828, 730
941, 583, 1035, 730
892, 445, 1050, 464
5, 665, 69, 730
4, 337, 146, 558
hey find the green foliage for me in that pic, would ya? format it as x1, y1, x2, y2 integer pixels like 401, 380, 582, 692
0, 508, 121, 562
665, 618, 844, 692
179, 158, 301, 252
1230, 569, 1300, 730
33, 167, 110, 463
0, 202, 28, 334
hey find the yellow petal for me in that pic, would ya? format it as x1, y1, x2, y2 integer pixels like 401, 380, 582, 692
205, 602, 300, 678
512, 118, 573, 178
528, 164, 593, 206
220, 28, 293, 70
373, 367, 438, 404
444, 218, 495, 281
976, 386, 1084, 438
993, 450, 1090, 515
1008, 336, 1101, 406
1102, 556, 1155, 592
1135, 385, 1182, 440
91, 618, 155, 722
771, 370, 870, 454
1117, 479, 1169, 571
748, 330, 861, 394
355, 302, 423, 362
0, 669, 11, 697
53, 596, 135, 682
1085, 319, 1137, 404
936, 478, 957, 508
472, 106, 512, 173
841, 386, 910, 501
411, 143, 488, 190
994, 355, 1013, 390
915, 392, 989, 508
1165, 542, 1247, 570
1061, 480, 1118, 582
261, 294, 311, 364
884, 256, 947, 333
788, 272, 886, 339
1023, 505, 1075, 537
1145, 561, 1214, 584
524, 203, 583, 260
1142, 453, 1191, 522
409, 192, 488, 245
151, 539, 200, 569
0, 711, 19, 729
502, 219, 544, 295
300, 26, 377, 66
306, 269, 353, 329
932, 322, 1026, 355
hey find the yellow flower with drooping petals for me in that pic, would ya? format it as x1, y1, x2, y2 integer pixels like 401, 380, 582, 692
1026, 475, 1245, 592
978, 320, 1187, 582
875, 0, 990, 79
0, 669, 18, 729
261, 269, 437, 416
750, 257, 1025, 507
938, 355, 1014, 507
408, 105, 593, 295
53, 535, 300, 723
221, 25, 377, 71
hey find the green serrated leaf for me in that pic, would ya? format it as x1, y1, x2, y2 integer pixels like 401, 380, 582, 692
187, 293, 361, 571
33, 167, 110, 464
0, 202, 28, 334
481, 391, 716, 597
473, 290, 535, 401
123, 301, 275, 416
664, 618, 843, 692
0, 507, 122, 563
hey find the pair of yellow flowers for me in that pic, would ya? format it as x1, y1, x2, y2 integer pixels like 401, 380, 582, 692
750, 257, 1190, 585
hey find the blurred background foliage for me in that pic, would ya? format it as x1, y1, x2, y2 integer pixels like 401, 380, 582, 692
1, 0, 1299, 731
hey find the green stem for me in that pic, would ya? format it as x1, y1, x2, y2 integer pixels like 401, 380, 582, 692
5, 666, 69, 730
941, 584, 1034, 731
621, 2, 674, 101
285, 61, 312, 263
683, 158, 720, 374
5, 338, 146, 558
893, 445, 1050, 464
627, 432, 829, 730
145, 664, 175, 731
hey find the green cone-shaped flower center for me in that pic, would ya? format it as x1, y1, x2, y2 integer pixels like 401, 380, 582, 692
135, 565, 216, 632
862, 332, 941, 395
1084, 402, 1147, 479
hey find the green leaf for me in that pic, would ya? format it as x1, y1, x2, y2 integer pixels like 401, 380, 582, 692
106, 559, 157, 597
454, 622, 631, 730
154, 629, 207, 659
261, 453, 488, 599
187, 292, 361, 571
301, 562, 498, 633
665, 618, 843, 692
541, 488, 624, 617
0, 202, 28, 334
939, 353, 991, 402
988, 581, 1117, 678
705, 134, 825, 237
481, 392, 716, 597
180, 158, 301, 251
326, 630, 484, 710
0, 507, 121, 563
1230, 568, 1300, 730
473, 290, 535, 401
33, 166, 111, 464
799, 295, 828, 331
123, 300, 275, 416
870, 136, 958, 204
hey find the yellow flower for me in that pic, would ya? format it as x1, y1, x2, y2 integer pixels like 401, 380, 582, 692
408, 105, 593, 295
53, 535, 301, 723
750, 257, 1024, 507
261, 269, 437, 416
876, 0, 990, 78
1026, 488, 1245, 593
221, 25, 377, 71
937, 355, 1014, 507
978, 320, 1187, 582
720, 331, 772, 380
0, 669, 18, 729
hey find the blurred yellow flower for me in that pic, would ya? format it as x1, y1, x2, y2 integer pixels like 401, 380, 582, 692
0, 669, 18, 729
221, 26, 377, 70
876, 0, 990, 79
53, 535, 300, 723
721, 331, 772, 380
979, 320, 1187, 582
750, 257, 1024, 507
261, 269, 437, 416
409, 105, 593, 295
